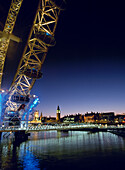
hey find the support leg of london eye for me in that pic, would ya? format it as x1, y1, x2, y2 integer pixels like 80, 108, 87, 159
0, 90, 40, 128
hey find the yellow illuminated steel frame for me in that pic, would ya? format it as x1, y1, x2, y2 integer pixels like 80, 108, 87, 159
10, 0, 61, 95
0, 0, 23, 88
5, 0, 63, 112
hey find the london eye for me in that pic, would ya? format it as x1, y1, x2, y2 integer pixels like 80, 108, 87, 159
0, 0, 65, 127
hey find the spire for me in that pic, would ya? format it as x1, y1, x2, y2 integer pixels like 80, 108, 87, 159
57, 105, 60, 111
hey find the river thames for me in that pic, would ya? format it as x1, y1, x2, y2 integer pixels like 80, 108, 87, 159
0, 130, 125, 169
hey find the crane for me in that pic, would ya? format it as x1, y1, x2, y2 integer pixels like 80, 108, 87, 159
0, 0, 65, 127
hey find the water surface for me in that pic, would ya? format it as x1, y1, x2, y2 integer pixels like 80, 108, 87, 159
0, 131, 125, 169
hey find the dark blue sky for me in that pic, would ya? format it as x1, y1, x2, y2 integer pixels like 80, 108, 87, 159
1, 0, 125, 116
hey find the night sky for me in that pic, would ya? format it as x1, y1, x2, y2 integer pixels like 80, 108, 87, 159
1, 0, 125, 116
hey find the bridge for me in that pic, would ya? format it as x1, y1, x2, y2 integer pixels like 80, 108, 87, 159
1, 124, 125, 141
0, 124, 125, 133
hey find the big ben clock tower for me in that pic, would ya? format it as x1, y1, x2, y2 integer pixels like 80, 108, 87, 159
56, 105, 61, 121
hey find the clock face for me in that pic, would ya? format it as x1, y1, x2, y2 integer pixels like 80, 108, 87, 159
57, 110, 60, 113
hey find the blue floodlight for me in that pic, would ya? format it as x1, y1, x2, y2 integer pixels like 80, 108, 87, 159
22, 95, 40, 120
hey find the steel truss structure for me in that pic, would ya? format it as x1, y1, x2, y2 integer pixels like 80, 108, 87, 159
2, 0, 65, 121
0, 0, 23, 88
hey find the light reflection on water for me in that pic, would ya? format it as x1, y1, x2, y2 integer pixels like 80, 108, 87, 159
0, 131, 125, 170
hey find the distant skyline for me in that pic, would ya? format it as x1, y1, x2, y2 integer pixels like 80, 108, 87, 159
1, 0, 125, 116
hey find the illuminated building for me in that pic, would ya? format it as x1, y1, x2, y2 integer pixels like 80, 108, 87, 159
62, 114, 83, 123
40, 112, 42, 120
84, 112, 115, 124
63, 116, 75, 123
99, 112, 114, 123
34, 111, 39, 121
84, 112, 95, 123
56, 105, 61, 121
41, 116, 56, 124
114, 114, 125, 124
28, 110, 41, 124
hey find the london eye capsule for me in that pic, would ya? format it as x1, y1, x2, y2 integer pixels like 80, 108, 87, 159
23, 68, 42, 79
35, 32, 56, 46
12, 95, 30, 103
